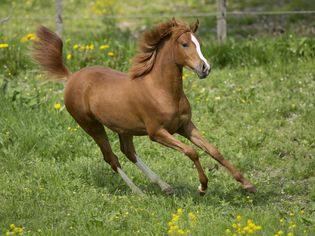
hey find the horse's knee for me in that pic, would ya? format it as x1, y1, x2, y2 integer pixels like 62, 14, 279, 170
184, 147, 198, 161
103, 154, 121, 172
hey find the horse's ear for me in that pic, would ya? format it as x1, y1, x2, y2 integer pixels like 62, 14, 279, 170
171, 17, 178, 26
190, 19, 199, 33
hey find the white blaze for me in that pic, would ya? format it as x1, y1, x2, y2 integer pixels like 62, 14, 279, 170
191, 34, 210, 69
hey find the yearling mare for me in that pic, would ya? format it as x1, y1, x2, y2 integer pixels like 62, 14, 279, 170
33, 19, 255, 195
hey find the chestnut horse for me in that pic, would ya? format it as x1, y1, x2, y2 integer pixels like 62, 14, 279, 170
33, 19, 255, 195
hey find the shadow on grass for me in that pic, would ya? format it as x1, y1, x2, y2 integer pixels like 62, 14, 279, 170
79, 160, 283, 207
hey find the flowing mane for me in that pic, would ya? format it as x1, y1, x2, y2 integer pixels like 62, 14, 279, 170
129, 19, 192, 79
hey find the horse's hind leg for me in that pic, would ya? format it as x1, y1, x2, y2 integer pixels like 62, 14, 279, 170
119, 134, 174, 195
76, 118, 143, 194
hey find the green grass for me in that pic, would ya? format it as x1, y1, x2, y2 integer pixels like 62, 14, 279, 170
1, 55, 315, 235
1, 1, 315, 235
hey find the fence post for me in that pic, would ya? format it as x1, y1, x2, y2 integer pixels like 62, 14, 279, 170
55, 0, 63, 37
217, 0, 227, 44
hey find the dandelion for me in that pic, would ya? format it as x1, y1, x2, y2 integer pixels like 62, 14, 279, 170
7, 224, 24, 235
289, 223, 296, 229
100, 44, 109, 49
182, 73, 188, 80
168, 208, 198, 235
54, 103, 61, 109
20, 33, 37, 42
0, 43, 9, 48
107, 51, 114, 57
188, 212, 197, 226
66, 53, 72, 60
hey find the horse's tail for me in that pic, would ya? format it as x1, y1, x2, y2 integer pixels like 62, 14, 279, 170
33, 26, 70, 81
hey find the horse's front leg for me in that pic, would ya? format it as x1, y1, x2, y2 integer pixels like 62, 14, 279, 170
149, 128, 208, 195
179, 121, 256, 193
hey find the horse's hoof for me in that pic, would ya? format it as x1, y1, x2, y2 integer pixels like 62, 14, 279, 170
198, 185, 206, 196
162, 186, 175, 195
244, 184, 256, 193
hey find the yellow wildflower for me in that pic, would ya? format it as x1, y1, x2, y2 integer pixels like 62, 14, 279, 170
73, 44, 79, 49
0, 43, 9, 48
20, 33, 37, 42
236, 215, 242, 221
277, 230, 284, 235
100, 44, 109, 49
13, 227, 23, 233
188, 212, 196, 221
287, 232, 293, 236
177, 229, 184, 235
9, 224, 15, 230
54, 103, 61, 109
232, 223, 237, 228
107, 51, 114, 57
66, 53, 72, 60
289, 213, 294, 216
289, 224, 296, 229
299, 210, 304, 215
243, 226, 250, 232
88, 44, 94, 50
226, 228, 231, 234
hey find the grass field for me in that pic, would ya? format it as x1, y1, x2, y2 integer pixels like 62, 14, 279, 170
1, 1, 315, 236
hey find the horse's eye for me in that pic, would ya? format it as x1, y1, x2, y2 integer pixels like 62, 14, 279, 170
181, 43, 188, 48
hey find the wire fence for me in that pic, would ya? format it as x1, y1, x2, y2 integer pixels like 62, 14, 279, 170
1, 10, 315, 38
2, 10, 315, 21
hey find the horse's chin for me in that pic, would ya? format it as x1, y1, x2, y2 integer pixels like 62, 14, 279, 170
197, 73, 207, 79
184, 66, 208, 79
196, 71, 209, 79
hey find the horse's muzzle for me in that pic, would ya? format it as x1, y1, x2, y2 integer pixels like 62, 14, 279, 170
196, 61, 211, 79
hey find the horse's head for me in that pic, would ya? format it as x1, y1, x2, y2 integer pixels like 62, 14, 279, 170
172, 19, 211, 79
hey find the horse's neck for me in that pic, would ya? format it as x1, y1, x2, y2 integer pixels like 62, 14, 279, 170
149, 41, 183, 101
